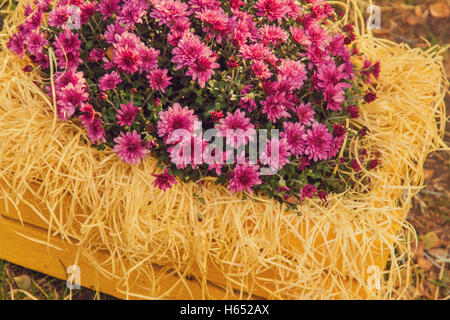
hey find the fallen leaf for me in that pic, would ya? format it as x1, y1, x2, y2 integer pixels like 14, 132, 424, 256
13, 274, 32, 291
106, 46, 114, 61
406, 14, 424, 26
372, 29, 390, 36
429, 2, 450, 18
415, 5, 424, 17
418, 257, 433, 271
423, 231, 440, 250
414, 240, 425, 259
428, 248, 447, 260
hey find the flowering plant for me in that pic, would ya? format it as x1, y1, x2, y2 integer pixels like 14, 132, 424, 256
8, 0, 381, 205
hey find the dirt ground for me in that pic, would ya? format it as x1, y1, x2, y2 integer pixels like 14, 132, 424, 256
363, 0, 450, 300
0, 0, 448, 300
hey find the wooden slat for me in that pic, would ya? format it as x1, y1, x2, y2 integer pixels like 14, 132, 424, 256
0, 213, 247, 299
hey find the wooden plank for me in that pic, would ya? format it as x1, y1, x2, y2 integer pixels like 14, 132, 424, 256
0, 214, 250, 299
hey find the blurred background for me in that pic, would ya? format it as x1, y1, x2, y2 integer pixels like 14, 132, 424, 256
0, 0, 448, 300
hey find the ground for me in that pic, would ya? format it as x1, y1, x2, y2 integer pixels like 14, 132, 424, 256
0, 0, 448, 300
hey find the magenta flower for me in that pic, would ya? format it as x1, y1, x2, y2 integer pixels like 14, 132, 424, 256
254, 0, 290, 22
251, 60, 272, 79
281, 122, 306, 156
116, 102, 140, 127
97, 0, 121, 20
59, 83, 89, 110
113, 46, 142, 74
300, 184, 317, 201
303, 122, 333, 162
261, 94, 291, 122
147, 68, 172, 93
6, 33, 25, 58
88, 48, 105, 62
216, 109, 255, 147
277, 59, 307, 90
150, 0, 190, 26
85, 117, 107, 144
25, 30, 47, 55
259, 24, 288, 46
98, 71, 122, 91
186, 54, 219, 88
113, 130, 148, 165
290, 26, 311, 46
152, 168, 178, 192
260, 137, 291, 171
139, 47, 160, 72
296, 102, 315, 126
227, 164, 262, 194
157, 103, 198, 143
48, 5, 70, 28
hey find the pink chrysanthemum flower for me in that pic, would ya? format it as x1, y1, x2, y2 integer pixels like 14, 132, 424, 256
104, 22, 126, 44
113, 130, 148, 165
59, 83, 89, 110
157, 103, 198, 143
113, 31, 143, 50
296, 102, 315, 126
97, 0, 121, 20
167, 135, 207, 169
303, 122, 333, 161
113, 46, 142, 74
7, 33, 25, 58
186, 54, 219, 88
280, 122, 306, 156
251, 60, 272, 79
150, 0, 190, 26
116, 101, 140, 127
261, 94, 291, 122
146, 68, 173, 93
54, 28, 81, 56
323, 84, 349, 111
314, 61, 346, 89
80, 1, 97, 25
88, 48, 104, 62
196, 8, 230, 34
239, 43, 274, 62
139, 46, 160, 72
189, 0, 221, 13
254, 0, 290, 22
239, 96, 257, 112
79, 103, 96, 127
85, 117, 107, 144
227, 164, 262, 194
216, 109, 255, 147
116, 0, 149, 26
98, 71, 122, 91
260, 137, 291, 171
258, 24, 288, 46
172, 33, 211, 69
277, 59, 307, 90
48, 5, 70, 28
152, 167, 178, 191
25, 30, 47, 55
300, 184, 317, 201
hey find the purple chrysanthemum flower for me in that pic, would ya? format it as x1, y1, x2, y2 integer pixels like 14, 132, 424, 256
116, 101, 140, 127
98, 71, 122, 91
280, 122, 306, 156
152, 168, 178, 192
157, 103, 198, 143
227, 164, 262, 194
303, 122, 333, 162
113, 130, 148, 165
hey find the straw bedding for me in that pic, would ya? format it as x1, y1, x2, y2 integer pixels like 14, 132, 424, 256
0, 0, 447, 299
